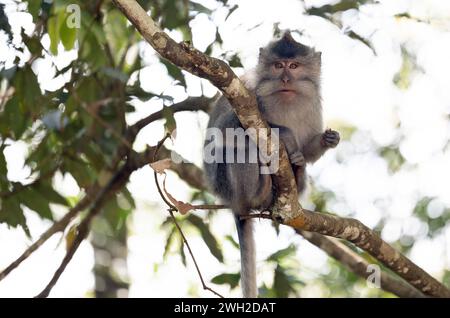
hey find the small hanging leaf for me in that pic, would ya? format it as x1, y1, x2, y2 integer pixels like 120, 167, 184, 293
162, 106, 177, 137
211, 272, 241, 289
149, 158, 172, 174
179, 240, 187, 266
187, 214, 224, 262
161, 175, 195, 215
267, 244, 296, 262
225, 234, 239, 249
163, 226, 177, 259
65, 224, 78, 250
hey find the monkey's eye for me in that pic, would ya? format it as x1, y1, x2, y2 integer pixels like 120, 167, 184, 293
274, 62, 284, 69
289, 63, 299, 69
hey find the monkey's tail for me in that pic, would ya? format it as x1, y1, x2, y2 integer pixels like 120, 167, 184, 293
234, 216, 257, 298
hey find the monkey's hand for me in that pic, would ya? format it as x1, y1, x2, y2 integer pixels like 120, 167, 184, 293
289, 150, 305, 167
320, 129, 340, 148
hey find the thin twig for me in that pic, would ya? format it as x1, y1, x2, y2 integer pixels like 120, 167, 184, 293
152, 134, 224, 298
191, 204, 227, 210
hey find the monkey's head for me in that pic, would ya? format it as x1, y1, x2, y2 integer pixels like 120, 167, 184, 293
255, 31, 321, 104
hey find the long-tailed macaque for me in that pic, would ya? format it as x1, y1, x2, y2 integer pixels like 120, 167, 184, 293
203, 31, 340, 297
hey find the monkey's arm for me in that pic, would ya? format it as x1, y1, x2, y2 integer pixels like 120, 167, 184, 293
303, 129, 340, 163
270, 123, 305, 166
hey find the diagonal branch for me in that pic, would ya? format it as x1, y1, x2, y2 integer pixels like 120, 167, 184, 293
297, 230, 425, 298
251, 210, 450, 297
131, 96, 212, 133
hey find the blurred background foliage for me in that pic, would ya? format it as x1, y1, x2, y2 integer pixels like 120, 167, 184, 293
0, 0, 449, 297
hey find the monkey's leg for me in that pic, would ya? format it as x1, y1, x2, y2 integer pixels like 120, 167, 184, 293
293, 164, 307, 194
303, 129, 340, 163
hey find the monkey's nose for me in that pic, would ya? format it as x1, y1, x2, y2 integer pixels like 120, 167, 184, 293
281, 77, 289, 84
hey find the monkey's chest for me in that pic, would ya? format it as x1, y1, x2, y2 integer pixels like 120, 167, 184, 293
266, 110, 322, 148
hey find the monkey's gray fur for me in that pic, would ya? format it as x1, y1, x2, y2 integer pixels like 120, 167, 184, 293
203, 31, 340, 298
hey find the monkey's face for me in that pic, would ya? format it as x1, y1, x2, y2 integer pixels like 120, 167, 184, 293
271, 60, 303, 100
255, 54, 321, 103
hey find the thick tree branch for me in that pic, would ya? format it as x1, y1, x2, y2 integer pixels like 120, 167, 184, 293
297, 230, 425, 298
280, 210, 450, 297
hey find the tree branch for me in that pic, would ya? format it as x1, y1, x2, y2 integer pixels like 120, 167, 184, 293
297, 230, 425, 298
131, 96, 212, 133
277, 210, 450, 297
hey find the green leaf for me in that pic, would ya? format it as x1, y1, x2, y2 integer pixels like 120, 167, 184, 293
307, 0, 370, 17
18, 187, 53, 220
379, 146, 406, 173
23, 31, 44, 57
102, 196, 130, 232
47, 14, 61, 55
0, 145, 8, 188
60, 11, 77, 51
267, 244, 296, 262
187, 214, 224, 263
27, 0, 42, 21
35, 181, 69, 206
225, 5, 238, 21
13, 65, 41, 117
161, 59, 187, 87
126, 81, 157, 102
63, 158, 95, 188
189, 2, 212, 15
101, 67, 129, 83
104, 9, 133, 65
273, 265, 303, 297
227, 53, 243, 68
225, 234, 239, 249
163, 226, 177, 259
0, 3, 12, 41
0, 197, 30, 236
211, 273, 241, 289
162, 105, 176, 136
346, 30, 376, 55
120, 187, 136, 209
180, 240, 187, 266
393, 47, 417, 90
161, 0, 187, 30
0, 96, 28, 140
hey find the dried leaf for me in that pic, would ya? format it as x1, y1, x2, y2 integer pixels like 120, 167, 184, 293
149, 158, 172, 174
162, 175, 194, 215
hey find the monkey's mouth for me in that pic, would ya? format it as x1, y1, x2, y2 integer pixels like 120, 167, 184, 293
276, 89, 297, 95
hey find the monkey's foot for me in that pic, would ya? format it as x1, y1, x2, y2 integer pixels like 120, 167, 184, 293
321, 129, 340, 148
289, 150, 306, 166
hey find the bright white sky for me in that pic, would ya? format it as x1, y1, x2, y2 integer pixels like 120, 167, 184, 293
1, 0, 450, 297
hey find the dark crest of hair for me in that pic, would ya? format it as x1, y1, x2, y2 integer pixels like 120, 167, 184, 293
270, 31, 311, 58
